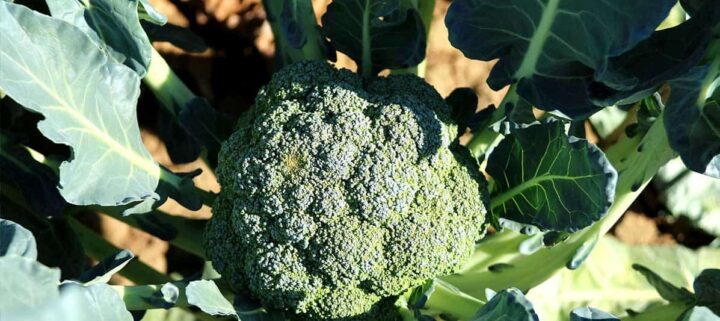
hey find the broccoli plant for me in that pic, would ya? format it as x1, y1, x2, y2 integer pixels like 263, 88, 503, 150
0, 0, 719, 321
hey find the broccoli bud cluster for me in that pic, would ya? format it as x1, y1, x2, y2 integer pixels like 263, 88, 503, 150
206, 61, 488, 320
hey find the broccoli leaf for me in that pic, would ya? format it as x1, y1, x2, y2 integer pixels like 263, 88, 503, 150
569, 307, 618, 321
0, 218, 38, 259
46, 0, 153, 77
186, 280, 238, 319
694, 269, 720, 315
632, 264, 696, 304
322, 0, 426, 76
487, 121, 617, 232
445, 0, 675, 118
77, 249, 135, 285
470, 288, 539, 321
0, 256, 61, 311
57, 283, 134, 321
0, 2, 163, 210
664, 66, 720, 178
142, 21, 208, 53
588, 4, 720, 107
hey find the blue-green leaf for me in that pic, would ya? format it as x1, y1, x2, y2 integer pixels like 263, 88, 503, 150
470, 288, 538, 321
694, 269, 720, 315
47, 0, 153, 77
664, 67, 720, 178
445, 0, 676, 118
487, 121, 617, 232
0, 219, 37, 259
0, 256, 61, 312
570, 307, 619, 321
186, 280, 238, 319
322, 0, 426, 76
0, 2, 163, 209
137, 0, 167, 25
57, 283, 133, 321
677, 306, 719, 321
632, 264, 696, 304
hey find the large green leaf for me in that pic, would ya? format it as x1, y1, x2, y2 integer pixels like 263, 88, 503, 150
322, 0, 426, 76
486, 121, 617, 232
0, 2, 162, 209
46, 0, 152, 76
445, 0, 676, 118
527, 237, 720, 321
664, 66, 720, 178
0, 256, 61, 312
588, 3, 720, 106
0, 218, 37, 259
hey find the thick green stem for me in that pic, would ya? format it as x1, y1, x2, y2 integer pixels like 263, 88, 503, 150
466, 84, 519, 157
620, 302, 690, 321
144, 48, 196, 116
361, 0, 372, 78
438, 111, 676, 308
422, 279, 484, 320
112, 282, 189, 310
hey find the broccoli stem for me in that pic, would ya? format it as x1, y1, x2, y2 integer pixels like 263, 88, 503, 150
111, 281, 188, 310
465, 84, 519, 157
143, 48, 196, 117
619, 301, 689, 321
426, 111, 676, 318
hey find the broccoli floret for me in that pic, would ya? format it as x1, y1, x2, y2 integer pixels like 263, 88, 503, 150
206, 61, 488, 321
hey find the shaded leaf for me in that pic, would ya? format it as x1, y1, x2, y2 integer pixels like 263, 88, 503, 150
186, 280, 238, 319
177, 97, 235, 167
322, 0, 426, 75
142, 21, 208, 53
487, 121, 618, 232
445, 0, 675, 118
0, 200, 86, 279
694, 269, 720, 315
0, 2, 162, 210
664, 67, 720, 178
157, 106, 202, 164
570, 307, 619, 321
0, 137, 65, 218
632, 264, 695, 304
0, 218, 37, 259
470, 288, 538, 321
77, 249, 134, 285
589, 4, 720, 106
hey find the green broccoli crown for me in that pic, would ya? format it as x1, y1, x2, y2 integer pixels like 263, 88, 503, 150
206, 61, 487, 321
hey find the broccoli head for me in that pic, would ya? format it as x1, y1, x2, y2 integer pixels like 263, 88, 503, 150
206, 61, 488, 320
